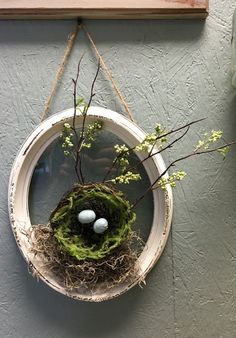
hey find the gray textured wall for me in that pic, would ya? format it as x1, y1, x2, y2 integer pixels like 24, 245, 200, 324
1, 0, 236, 337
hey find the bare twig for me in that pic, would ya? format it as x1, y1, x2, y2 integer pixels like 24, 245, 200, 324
72, 54, 84, 130
71, 54, 84, 183
76, 60, 101, 183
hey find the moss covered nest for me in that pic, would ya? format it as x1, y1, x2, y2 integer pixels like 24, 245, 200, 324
49, 183, 136, 260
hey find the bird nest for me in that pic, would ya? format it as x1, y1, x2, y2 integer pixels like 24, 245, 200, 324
29, 183, 143, 290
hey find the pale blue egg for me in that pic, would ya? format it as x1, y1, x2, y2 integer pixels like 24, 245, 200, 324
93, 218, 108, 234
78, 210, 96, 224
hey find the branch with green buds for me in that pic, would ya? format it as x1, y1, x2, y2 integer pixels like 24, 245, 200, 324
132, 127, 236, 208
103, 118, 203, 188
60, 56, 101, 183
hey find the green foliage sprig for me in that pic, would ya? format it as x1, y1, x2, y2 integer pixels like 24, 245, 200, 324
135, 123, 167, 153
196, 130, 229, 157
111, 171, 141, 184
157, 171, 187, 190
60, 119, 103, 155
60, 123, 74, 157
82, 120, 103, 149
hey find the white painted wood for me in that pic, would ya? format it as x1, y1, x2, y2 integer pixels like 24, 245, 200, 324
8, 107, 173, 302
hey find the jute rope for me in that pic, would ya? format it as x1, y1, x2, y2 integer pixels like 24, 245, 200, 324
40, 23, 82, 122
40, 22, 134, 122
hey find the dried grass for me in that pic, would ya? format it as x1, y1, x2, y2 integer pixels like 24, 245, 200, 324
28, 224, 143, 291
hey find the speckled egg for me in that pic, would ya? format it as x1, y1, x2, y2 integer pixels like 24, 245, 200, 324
78, 210, 96, 224
93, 218, 108, 234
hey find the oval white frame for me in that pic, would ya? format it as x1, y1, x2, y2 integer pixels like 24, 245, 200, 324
8, 107, 173, 302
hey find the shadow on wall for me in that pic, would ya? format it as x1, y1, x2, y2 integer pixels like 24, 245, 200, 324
20, 259, 148, 337
228, 92, 236, 135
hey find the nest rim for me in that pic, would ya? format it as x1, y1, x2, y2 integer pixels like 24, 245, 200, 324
50, 183, 136, 260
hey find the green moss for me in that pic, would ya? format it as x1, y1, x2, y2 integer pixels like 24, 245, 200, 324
50, 184, 136, 260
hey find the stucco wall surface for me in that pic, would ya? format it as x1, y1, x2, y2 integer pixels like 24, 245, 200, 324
0, 1, 236, 337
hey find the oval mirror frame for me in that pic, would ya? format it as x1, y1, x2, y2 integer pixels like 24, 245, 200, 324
8, 106, 173, 302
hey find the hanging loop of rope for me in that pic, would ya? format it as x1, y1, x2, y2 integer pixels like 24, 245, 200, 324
41, 20, 134, 123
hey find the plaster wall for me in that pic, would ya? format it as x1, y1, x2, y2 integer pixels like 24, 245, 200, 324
0, 0, 236, 337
